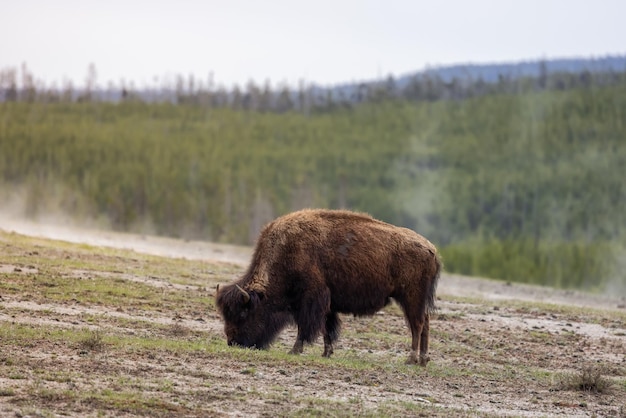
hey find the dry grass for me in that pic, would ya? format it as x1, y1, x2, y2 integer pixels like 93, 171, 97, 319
557, 364, 615, 394
78, 329, 106, 353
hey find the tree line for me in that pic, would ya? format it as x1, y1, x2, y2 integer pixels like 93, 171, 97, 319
2, 61, 625, 112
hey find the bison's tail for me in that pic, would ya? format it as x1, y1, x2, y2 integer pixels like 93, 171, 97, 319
425, 253, 442, 315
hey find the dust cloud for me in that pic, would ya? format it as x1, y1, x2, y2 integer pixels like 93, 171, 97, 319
0, 187, 251, 265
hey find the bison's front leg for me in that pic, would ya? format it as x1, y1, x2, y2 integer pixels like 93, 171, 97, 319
289, 280, 331, 356
290, 339, 304, 355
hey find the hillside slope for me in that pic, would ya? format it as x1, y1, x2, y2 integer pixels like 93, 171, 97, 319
1, 227, 625, 417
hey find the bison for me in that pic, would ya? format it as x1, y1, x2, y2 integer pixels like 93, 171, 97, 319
215, 209, 441, 366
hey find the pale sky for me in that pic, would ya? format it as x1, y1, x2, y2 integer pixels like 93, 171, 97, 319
2, 0, 625, 89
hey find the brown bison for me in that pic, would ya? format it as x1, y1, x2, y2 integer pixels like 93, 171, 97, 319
215, 209, 441, 365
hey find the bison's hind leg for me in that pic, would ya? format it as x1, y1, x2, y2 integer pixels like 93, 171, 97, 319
405, 313, 430, 366
397, 297, 430, 366
418, 313, 430, 366
322, 311, 341, 357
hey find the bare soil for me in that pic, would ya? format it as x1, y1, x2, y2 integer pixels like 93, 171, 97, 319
0, 219, 625, 417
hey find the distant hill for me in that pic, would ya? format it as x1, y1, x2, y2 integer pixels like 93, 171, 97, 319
407, 55, 626, 83
324, 55, 626, 100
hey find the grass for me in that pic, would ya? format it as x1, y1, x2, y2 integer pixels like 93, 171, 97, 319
1, 230, 625, 417
78, 329, 106, 352
0, 388, 15, 397
0, 265, 213, 308
441, 293, 626, 322
556, 364, 616, 394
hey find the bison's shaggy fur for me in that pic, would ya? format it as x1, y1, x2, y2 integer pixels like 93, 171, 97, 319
216, 209, 441, 365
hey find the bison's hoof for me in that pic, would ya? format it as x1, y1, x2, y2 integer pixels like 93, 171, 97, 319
406, 352, 430, 366
289, 341, 304, 355
322, 349, 333, 358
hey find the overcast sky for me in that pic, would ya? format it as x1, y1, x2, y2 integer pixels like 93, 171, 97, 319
2, 0, 625, 89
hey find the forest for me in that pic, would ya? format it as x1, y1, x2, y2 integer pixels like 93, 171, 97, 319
1, 64, 625, 292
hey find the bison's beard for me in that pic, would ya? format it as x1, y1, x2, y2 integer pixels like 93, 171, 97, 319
227, 311, 294, 350
227, 339, 269, 350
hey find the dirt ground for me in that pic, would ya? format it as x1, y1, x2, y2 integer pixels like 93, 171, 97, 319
1, 218, 625, 417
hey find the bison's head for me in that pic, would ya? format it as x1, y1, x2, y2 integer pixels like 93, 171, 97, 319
215, 284, 287, 350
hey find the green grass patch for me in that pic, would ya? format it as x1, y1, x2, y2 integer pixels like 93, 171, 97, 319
0, 233, 226, 315
0, 387, 16, 397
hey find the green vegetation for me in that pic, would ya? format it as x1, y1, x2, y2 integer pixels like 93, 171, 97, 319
1, 74, 626, 290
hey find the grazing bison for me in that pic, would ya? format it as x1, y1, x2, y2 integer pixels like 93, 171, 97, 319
215, 209, 441, 365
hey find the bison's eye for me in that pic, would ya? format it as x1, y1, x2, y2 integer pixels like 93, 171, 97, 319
239, 310, 248, 320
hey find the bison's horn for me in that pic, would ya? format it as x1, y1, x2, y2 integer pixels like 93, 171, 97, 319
235, 285, 251, 304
